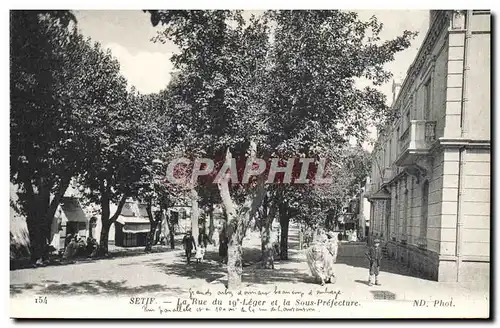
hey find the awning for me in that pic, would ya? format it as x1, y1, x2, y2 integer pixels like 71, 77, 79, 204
123, 223, 151, 234
59, 198, 88, 223
115, 215, 150, 225
116, 215, 151, 234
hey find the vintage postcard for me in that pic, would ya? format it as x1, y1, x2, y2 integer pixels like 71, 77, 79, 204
9, 8, 491, 319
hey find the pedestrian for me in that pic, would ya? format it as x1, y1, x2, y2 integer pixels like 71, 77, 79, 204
326, 231, 339, 263
195, 244, 205, 263
182, 230, 197, 264
365, 237, 382, 286
198, 228, 211, 249
305, 240, 335, 286
218, 226, 228, 264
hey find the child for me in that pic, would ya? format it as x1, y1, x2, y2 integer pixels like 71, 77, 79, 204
195, 245, 205, 263
366, 237, 382, 286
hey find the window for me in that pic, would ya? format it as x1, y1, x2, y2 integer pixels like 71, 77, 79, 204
402, 179, 409, 241
385, 199, 391, 240
424, 78, 432, 120
420, 181, 430, 244
406, 110, 410, 130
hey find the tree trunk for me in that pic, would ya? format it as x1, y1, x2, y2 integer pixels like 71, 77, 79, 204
27, 204, 51, 264
190, 187, 200, 245
98, 185, 128, 256
227, 232, 243, 289
217, 145, 266, 290
279, 205, 290, 260
260, 195, 276, 269
168, 215, 176, 249
145, 199, 155, 253
261, 221, 274, 269
27, 218, 45, 264
98, 219, 111, 256
24, 173, 72, 264
208, 203, 215, 242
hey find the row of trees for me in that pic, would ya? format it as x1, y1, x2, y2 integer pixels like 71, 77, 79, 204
11, 11, 169, 261
145, 10, 416, 288
10, 10, 416, 288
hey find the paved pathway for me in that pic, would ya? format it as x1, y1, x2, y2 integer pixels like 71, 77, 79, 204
10, 224, 488, 305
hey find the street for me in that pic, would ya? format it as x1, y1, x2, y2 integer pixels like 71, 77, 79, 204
10, 225, 488, 304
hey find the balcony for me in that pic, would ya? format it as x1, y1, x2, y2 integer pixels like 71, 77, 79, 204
396, 120, 437, 166
382, 167, 393, 185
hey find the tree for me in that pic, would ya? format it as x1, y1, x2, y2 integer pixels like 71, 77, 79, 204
75, 51, 144, 255
147, 10, 271, 289
264, 10, 416, 258
10, 11, 94, 263
126, 91, 172, 252
146, 9, 415, 287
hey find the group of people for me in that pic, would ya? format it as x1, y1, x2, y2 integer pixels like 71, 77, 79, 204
305, 230, 339, 286
181, 226, 229, 265
305, 228, 383, 287
62, 234, 99, 260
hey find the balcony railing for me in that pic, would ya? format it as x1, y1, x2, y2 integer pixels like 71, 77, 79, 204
396, 120, 437, 166
399, 120, 437, 153
400, 127, 411, 152
382, 167, 393, 184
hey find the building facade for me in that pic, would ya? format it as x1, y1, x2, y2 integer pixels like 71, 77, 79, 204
366, 10, 490, 282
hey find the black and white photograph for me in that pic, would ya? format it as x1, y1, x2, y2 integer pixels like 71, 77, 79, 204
7, 5, 491, 319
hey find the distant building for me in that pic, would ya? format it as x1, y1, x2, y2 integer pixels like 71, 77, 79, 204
114, 201, 152, 247
10, 180, 165, 254
366, 10, 490, 282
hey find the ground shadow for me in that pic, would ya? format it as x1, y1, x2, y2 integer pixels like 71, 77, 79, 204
11, 280, 184, 296
148, 246, 255, 285
354, 279, 370, 286
243, 265, 313, 286
335, 244, 433, 281
148, 242, 312, 287
10, 238, 184, 271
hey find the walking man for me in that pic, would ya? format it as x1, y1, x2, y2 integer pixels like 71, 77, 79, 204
182, 230, 197, 264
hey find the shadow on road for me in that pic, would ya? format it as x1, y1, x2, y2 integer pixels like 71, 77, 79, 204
244, 267, 314, 286
10, 280, 183, 296
147, 241, 317, 287
354, 279, 370, 286
335, 244, 433, 281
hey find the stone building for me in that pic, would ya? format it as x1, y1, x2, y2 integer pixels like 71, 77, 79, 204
366, 10, 490, 282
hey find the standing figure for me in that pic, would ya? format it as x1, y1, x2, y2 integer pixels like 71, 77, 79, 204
305, 241, 336, 286
194, 245, 205, 263
218, 226, 228, 264
365, 237, 383, 286
198, 228, 211, 249
326, 231, 339, 263
182, 230, 197, 264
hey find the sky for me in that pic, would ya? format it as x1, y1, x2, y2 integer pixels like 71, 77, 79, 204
73, 10, 430, 149
74, 10, 429, 96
